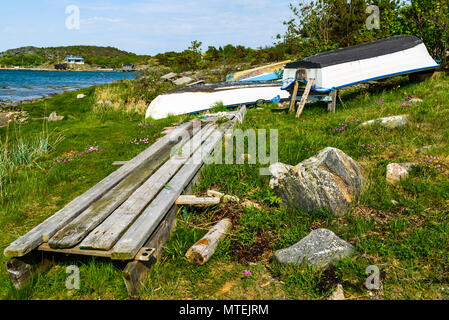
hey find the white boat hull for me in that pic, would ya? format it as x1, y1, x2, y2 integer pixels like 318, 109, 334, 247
282, 42, 439, 92
145, 84, 289, 120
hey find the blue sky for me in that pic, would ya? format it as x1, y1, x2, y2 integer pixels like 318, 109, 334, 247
0, 0, 294, 55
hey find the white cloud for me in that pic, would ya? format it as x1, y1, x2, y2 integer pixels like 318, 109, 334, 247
83, 16, 124, 23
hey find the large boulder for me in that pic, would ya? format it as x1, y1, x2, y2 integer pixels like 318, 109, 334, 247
269, 147, 364, 216
275, 229, 354, 268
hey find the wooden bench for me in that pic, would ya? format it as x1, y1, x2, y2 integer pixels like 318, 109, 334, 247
4, 107, 247, 298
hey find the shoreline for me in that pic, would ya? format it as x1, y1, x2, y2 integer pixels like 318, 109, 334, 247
0, 67, 132, 72
0, 69, 142, 109
0, 79, 139, 110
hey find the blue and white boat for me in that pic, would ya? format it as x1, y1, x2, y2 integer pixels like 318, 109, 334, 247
282, 35, 439, 93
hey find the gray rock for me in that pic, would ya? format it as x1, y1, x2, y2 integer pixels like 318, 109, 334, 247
359, 114, 410, 128
76, 94, 86, 99
173, 76, 194, 86
275, 229, 354, 268
269, 147, 364, 216
328, 284, 346, 300
161, 72, 177, 81
386, 162, 417, 184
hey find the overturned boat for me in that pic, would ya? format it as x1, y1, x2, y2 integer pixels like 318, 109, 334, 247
282, 35, 439, 93
226, 60, 289, 82
145, 81, 289, 120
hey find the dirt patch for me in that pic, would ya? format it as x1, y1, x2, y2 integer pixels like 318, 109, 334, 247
317, 267, 341, 294
231, 230, 274, 263
216, 281, 234, 296
204, 201, 244, 223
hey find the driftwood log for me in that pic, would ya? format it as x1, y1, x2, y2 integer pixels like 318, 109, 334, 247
175, 195, 220, 207
185, 218, 232, 265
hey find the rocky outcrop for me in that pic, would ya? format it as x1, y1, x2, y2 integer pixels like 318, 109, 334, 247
0, 111, 29, 127
275, 229, 354, 268
269, 147, 364, 216
359, 115, 410, 129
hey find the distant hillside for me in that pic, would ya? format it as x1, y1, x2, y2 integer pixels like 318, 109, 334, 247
0, 45, 150, 69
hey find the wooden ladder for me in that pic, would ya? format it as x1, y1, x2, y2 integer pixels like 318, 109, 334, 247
295, 78, 314, 118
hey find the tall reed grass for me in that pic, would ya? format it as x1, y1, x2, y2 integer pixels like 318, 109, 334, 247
0, 122, 63, 195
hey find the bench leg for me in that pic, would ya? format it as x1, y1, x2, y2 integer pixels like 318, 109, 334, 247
6, 251, 53, 290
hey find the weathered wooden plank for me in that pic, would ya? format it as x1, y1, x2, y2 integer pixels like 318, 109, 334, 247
327, 90, 337, 113
79, 124, 215, 250
48, 148, 170, 249
111, 129, 225, 260
114, 107, 245, 261
38, 243, 114, 258
6, 252, 53, 289
122, 158, 207, 298
175, 195, 220, 207
288, 81, 299, 114
48, 127, 197, 249
4, 121, 194, 258
185, 218, 232, 265
296, 79, 315, 118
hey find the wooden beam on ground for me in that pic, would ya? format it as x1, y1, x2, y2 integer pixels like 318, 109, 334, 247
79, 125, 215, 251
4, 121, 194, 258
185, 219, 232, 265
112, 161, 128, 167
6, 252, 53, 289
296, 79, 314, 118
288, 81, 299, 114
175, 195, 220, 207
327, 90, 337, 113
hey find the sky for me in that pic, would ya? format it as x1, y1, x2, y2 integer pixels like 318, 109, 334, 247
0, 0, 294, 55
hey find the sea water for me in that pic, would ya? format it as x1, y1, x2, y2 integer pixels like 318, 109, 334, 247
0, 69, 138, 103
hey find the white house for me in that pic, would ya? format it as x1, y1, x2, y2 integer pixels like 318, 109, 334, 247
64, 55, 84, 64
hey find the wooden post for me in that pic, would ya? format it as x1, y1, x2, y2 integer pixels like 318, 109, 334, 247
296, 79, 314, 118
327, 90, 337, 113
6, 251, 53, 289
288, 81, 299, 114
122, 203, 177, 299
185, 218, 232, 265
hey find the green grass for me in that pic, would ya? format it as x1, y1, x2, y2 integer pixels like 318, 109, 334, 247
1, 73, 449, 300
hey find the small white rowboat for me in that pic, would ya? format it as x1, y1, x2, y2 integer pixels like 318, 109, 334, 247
282, 35, 439, 93
145, 81, 289, 120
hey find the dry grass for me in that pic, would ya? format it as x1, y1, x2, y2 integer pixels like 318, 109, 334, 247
93, 85, 148, 115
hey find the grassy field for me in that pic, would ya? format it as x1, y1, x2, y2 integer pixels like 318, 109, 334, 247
1, 72, 448, 300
